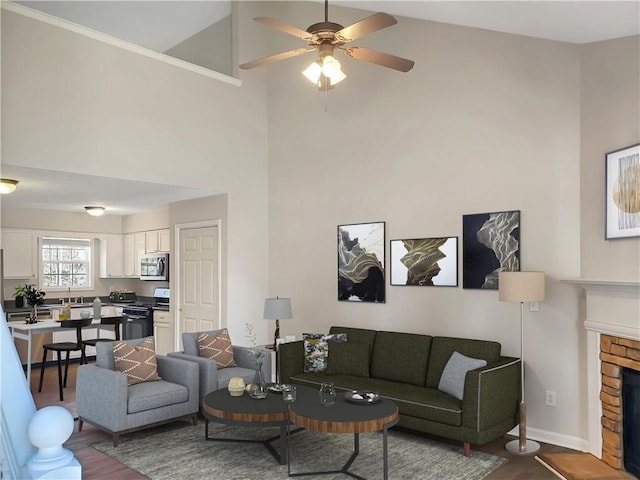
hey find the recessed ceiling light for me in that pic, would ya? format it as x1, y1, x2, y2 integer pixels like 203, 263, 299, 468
84, 206, 106, 216
0, 178, 19, 194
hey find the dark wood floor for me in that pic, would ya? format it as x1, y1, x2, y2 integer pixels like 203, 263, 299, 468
32, 362, 575, 479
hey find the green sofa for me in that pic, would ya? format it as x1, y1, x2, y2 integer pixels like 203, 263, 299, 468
279, 326, 520, 456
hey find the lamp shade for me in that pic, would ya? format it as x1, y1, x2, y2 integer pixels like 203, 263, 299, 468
263, 297, 292, 320
498, 271, 545, 302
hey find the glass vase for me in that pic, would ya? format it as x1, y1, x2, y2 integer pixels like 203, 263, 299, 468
28, 305, 38, 324
319, 382, 336, 407
249, 358, 268, 399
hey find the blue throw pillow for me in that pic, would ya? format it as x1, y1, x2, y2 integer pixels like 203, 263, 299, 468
438, 351, 487, 400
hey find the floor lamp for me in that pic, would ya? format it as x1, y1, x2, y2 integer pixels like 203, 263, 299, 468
264, 297, 292, 383
498, 271, 545, 455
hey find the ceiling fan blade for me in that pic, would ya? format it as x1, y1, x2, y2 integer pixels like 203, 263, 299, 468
342, 46, 415, 72
239, 48, 316, 70
335, 12, 397, 43
254, 17, 313, 41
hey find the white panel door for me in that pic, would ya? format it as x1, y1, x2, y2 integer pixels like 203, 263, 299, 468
179, 226, 219, 337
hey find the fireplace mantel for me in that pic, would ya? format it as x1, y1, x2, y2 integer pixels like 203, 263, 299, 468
564, 278, 640, 460
564, 278, 640, 341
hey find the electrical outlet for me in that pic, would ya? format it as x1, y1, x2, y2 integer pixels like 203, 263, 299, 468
546, 390, 557, 407
529, 302, 539, 312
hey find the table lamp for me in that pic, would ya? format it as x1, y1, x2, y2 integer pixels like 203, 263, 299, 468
264, 297, 292, 348
499, 271, 545, 455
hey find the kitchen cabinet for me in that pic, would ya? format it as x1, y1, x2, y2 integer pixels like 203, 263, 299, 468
99, 234, 124, 278
145, 229, 170, 253
1, 229, 37, 279
153, 310, 173, 355
122, 233, 137, 277
134, 232, 146, 276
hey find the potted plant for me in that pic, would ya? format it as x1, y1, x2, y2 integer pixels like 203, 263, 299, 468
23, 284, 46, 323
12, 284, 29, 309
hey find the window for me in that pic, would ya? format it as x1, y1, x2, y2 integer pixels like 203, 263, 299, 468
41, 237, 92, 289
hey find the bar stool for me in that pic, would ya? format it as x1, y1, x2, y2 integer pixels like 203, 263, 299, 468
81, 316, 123, 361
38, 318, 92, 401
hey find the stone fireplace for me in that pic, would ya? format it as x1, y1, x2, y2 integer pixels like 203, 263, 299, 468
572, 279, 640, 473
599, 334, 640, 470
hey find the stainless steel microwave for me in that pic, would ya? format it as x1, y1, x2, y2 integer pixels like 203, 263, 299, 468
140, 253, 168, 281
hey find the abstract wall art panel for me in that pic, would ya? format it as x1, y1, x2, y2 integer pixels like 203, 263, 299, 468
338, 222, 385, 302
463, 210, 520, 289
606, 144, 640, 239
390, 237, 458, 287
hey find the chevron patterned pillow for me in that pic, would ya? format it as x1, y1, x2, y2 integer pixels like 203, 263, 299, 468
113, 337, 161, 385
198, 329, 237, 368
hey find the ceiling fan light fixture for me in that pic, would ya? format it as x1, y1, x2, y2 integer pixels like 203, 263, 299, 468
322, 55, 346, 84
303, 61, 323, 84
303, 55, 346, 88
0, 178, 19, 195
84, 205, 106, 216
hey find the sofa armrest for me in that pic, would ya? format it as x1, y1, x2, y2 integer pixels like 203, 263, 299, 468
168, 351, 215, 404
461, 356, 520, 431
76, 364, 128, 431
279, 340, 304, 384
156, 355, 199, 409
233, 346, 265, 369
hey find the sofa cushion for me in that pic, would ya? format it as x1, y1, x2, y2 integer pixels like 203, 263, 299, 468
113, 337, 161, 385
426, 337, 501, 388
127, 379, 189, 414
303, 333, 348, 372
370, 331, 432, 386
198, 329, 236, 368
438, 351, 487, 400
326, 342, 370, 377
183, 329, 224, 356
97, 336, 148, 371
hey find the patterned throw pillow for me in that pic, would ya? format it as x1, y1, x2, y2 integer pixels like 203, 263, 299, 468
198, 329, 237, 368
113, 337, 161, 386
303, 333, 348, 372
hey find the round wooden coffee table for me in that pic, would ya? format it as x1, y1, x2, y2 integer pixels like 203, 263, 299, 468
287, 390, 399, 480
202, 386, 315, 464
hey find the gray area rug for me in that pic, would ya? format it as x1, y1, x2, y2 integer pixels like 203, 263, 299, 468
91, 421, 508, 480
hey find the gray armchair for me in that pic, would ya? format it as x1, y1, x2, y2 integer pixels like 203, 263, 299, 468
76, 337, 199, 446
168, 329, 271, 405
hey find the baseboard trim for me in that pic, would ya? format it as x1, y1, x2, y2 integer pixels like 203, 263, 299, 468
507, 426, 589, 452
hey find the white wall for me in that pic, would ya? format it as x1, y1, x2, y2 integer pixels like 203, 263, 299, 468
580, 35, 640, 280
1, 5, 271, 343
258, 2, 584, 447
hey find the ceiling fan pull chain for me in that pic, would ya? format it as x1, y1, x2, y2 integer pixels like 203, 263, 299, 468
324, 82, 329, 112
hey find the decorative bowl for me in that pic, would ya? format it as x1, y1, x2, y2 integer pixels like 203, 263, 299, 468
344, 390, 380, 405
80, 310, 91, 319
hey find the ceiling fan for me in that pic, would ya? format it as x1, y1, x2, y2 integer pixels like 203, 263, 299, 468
239, 0, 415, 90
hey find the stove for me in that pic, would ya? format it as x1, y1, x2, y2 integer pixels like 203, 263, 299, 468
118, 289, 170, 340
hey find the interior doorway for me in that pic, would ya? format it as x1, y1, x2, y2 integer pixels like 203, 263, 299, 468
174, 220, 221, 350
